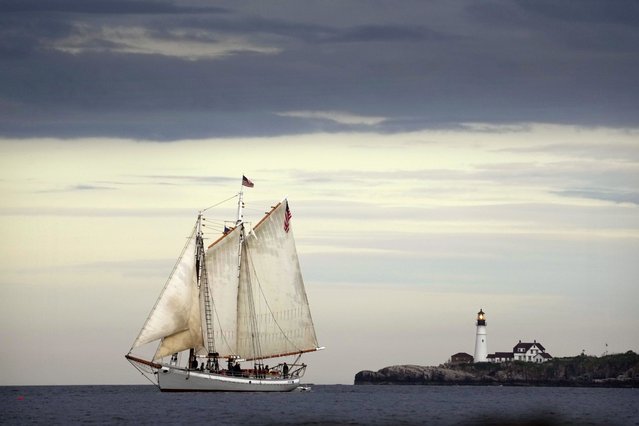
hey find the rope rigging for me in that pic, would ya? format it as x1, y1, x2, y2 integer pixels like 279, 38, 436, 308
196, 227, 215, 355
241, 248, 264, 363
201, 193, 239, 212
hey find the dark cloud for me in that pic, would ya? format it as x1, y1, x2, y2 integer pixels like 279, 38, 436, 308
324, 25, 451, 43
0, 0, 638, 140
515, 0, 639, 27
469, 0, 639, 54
0, 0, 227, 15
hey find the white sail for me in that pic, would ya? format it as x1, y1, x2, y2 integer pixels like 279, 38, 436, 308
237, 201, 319, 359
204, 227, 241, 357
154, 286, 204, 360
131, 224, 203, 355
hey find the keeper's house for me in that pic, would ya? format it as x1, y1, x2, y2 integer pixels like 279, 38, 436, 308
487, 340, 552, 364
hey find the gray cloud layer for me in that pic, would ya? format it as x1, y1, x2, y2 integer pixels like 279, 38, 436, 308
1, 0, 638, 139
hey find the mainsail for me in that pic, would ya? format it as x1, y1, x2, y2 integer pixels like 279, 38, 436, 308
237, 201, 318, 360
129, 199, 319, 363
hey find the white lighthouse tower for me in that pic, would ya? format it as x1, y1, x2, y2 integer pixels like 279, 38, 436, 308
473, 308, 488, 362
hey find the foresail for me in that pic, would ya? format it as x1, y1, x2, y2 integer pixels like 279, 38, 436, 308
131, 224, 201, 352
237, 201, 319, 359
154, 280, 205, 360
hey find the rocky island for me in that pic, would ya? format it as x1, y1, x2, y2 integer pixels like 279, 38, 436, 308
355, 351, 639, 387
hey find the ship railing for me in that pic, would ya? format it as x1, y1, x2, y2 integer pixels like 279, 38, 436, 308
288, 362, 307, 378
186, 363, 308, 379
218, 363, 307, 379
270, 362, 307, 379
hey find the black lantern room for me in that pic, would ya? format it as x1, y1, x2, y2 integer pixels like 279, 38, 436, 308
476, 309, 486, 326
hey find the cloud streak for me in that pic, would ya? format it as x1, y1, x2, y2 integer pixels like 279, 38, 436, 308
277, 110, 387, 126
554, 188, 639, 206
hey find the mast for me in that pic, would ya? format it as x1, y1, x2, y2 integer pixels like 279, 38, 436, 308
235, 176, 263, 365
235, 180, 245, 292
197, 213, 215, 355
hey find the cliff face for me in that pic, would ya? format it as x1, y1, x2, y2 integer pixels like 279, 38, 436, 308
354, 351, 639, 387
355, 365, 482, 385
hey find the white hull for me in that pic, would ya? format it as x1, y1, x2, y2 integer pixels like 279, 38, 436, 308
158, 366, 300, 392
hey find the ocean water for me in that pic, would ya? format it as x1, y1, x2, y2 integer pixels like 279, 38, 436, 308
1, 385, 637, 425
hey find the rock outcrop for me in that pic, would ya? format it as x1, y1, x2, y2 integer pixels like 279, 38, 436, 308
355, 351, 639, 387
355, 365, 484, 385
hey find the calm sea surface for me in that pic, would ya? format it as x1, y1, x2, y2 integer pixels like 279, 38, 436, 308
1, 385, 637, 425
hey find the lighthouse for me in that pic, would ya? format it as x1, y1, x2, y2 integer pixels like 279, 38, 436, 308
474, 308, 488, 362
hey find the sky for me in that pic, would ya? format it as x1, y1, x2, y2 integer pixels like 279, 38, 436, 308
0, 0, 638, 385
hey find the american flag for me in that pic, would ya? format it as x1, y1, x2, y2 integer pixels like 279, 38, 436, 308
284, 203, 292, 233
242, 175, 254, 188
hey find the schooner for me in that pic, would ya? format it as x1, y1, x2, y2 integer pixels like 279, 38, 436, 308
125, 177, 323, 391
